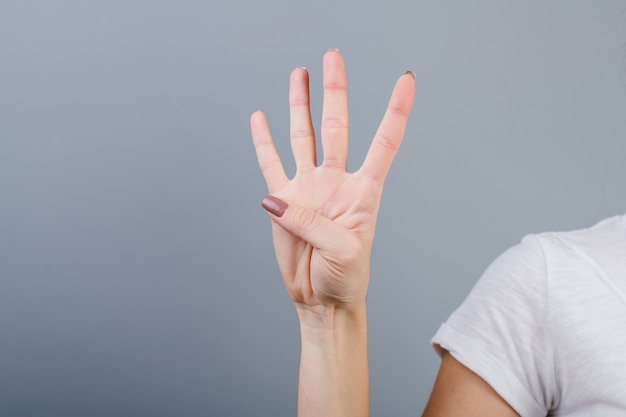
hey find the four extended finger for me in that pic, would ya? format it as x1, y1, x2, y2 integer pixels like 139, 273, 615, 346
359, 71, 416, 183
289, 67, 317, 172
321, 49, 349, 170
250, 111, 289, 192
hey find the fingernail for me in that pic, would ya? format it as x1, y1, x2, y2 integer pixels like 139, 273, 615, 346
404, 70, 416, 80
327, 48, 341, 53
262, 195, 289, 217
298, 66, 308, 70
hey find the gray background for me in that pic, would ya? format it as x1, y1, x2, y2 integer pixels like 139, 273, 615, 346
1, 1, 625, 416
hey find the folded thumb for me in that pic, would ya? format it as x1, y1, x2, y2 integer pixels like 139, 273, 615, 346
261, 195, 353, 252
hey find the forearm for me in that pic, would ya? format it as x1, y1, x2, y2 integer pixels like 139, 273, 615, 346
295, 302, 369, 417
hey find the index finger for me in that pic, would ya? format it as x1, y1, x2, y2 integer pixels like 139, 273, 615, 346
359, 71, 416, 183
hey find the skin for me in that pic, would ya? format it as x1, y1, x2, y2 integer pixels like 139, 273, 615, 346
252, 50, 521, 417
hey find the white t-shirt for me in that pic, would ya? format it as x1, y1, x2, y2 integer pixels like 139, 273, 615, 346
431, 215, 626, 417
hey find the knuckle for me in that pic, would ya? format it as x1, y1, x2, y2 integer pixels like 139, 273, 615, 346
259, 157, 282, 172
358, 165, 384, 184
322, 156, 345, 170
296, 165, 316, 175
374, 131, 399, 151
323, 80, 347, 92
254, 139, 273, 149
321, 115, 349, 129
388, 102, 410, 117
290, 128, 313, 139
290, 97, 310, 106
293, 208, 321, 235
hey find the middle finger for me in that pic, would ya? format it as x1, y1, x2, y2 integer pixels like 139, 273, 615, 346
321, 49, 349, 171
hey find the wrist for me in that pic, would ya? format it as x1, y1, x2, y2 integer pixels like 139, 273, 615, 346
295, 302, 367, 348
295, 302, 369, 417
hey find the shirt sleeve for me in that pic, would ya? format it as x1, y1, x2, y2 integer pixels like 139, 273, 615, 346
431, 234, 557, 417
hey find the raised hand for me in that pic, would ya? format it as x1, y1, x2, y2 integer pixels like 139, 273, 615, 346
252, 50, 415, 313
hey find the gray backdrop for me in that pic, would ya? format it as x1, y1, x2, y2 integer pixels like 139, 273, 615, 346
1, 1, 625, 416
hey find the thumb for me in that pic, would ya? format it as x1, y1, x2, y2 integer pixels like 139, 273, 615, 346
261, 195, 354, 253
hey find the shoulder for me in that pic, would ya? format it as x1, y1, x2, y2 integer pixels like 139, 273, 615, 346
431, 214, 626, 416
534, 215, 626, 412
533, 214, 625, 255
489, 214, 626, 282
530, 214, 626, 285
